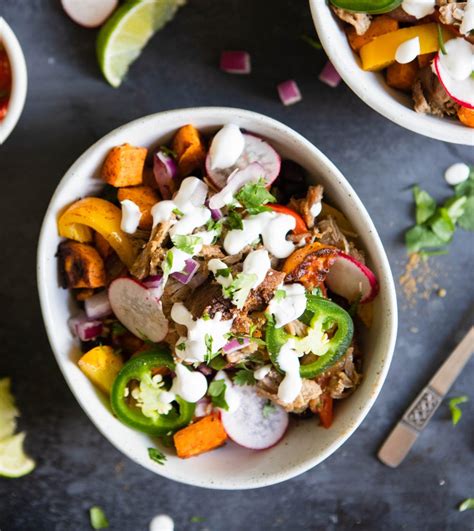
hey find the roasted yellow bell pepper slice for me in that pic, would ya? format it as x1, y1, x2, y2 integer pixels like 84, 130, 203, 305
359, 23, 452, 71
58, 197, 137, 267
78, 345, 124, 394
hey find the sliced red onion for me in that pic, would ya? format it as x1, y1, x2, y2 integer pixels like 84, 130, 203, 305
76, 320, 103, 342
153, 150, 178, 199
210, 206, 223, 220
68, 312, 88, 336
277, 80, 302, 106
84, 290, 112, 320
220, 51, 251, 74
142, 274, 164, 289
319, 61, 342, 88
222, 337, 250, 354
171, 259, 199, 285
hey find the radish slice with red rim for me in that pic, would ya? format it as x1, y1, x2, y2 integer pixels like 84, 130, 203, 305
325, 252, 379, 304
221, 385, 289, 450
206, 133, 281, 190
61, 0, 118, 28
108, 278, 169, 342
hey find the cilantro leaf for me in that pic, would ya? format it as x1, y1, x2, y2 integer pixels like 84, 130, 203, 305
454, 167, 474, 197
190, 516, 205, 523
148, 447, 167, 465
204, 333, 218, 364
444, 196, 466, 223
209, 355, 228, 370
235, 179, 276, 214
457, 196, 474, 231
159, 145, 177, 159
262, 400, 276, 418
208, 380, 228, 410
161, 250, 174, 275
227, 209, 244, 230
172, 207, 184, 217
274, 289, 286, 302
171, 234, 203, 254
223, 273, 258, 309
405, 225, 445, 254
206, 218, 224, 239
233, 368, 256, 386
89, 506, 109, 530
459, 498, 474, 512
413, 185, 437, 225
449, 395, 468, 426
429, 208, 455, 242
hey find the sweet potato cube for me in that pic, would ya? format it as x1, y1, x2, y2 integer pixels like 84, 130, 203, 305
58, 241, 106, 289
78, 345, 123, 394
171, 125, 206, 177
346, 15, 399, 52
173, 413, 227, 458
101, 143, 147, 187
117, 185, 160, 230
386, 60, 419, 92
457, 106, 474, 128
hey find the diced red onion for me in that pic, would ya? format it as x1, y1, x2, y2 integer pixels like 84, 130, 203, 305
76, 320, 103, 342
319, 61, 342, 88
220, 51, 251, 74
68, 312, 88, 335
205, 199, 224, 220
84, 290, 112, 320
142, 274, 163, 290
222, 337, 250, 354
153, 150, 178, 199
277, 79, 302, 106
197, 364, 213, 376
171, 259, 199, 285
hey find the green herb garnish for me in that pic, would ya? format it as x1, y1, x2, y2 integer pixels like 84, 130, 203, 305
172, 207, 184, 217
161, 250, 174, 275
227, 209, 244, 230
159, 145, 177, 159
437, 24, 447, 55
449, 395, 468, 426
301, 34, 322, 50
233, 368, 256, 386
235, 179, 276, 215
171, 234, 203, 254
274, 289, 287, 302
262, 400, 276, 418
209, 355, 228, 371
459, 498, 474, 512
204, 333, 216, 363
148, 447, 167, 465
89, 506, 109, 530
190, 516, 206, 523
223, 273, 258, 309
208, 380, 228, 410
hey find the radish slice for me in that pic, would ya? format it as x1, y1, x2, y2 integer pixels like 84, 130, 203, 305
221, 386, 289, 450
108, 278, 168, 342
325, 252, 379, 304
206, 134, 281, 190
61, 0, 118, 28
434, 52, 474, 110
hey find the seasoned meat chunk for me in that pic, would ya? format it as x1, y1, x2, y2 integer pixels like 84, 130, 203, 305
412, 67, 459, 117
244, 269, 286, 313
332, 6, 371, 35
289, 185, 324, 229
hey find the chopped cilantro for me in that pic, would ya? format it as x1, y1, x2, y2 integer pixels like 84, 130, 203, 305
349, 293, 362, 317
262, 400, 276, 418
455, 167, 474, 231
459, 498, 474, 512
159, 145, 177, 159
233, 368, 256, 386
209, 355, 228, 371
208, 380, 228, 410
190, 516, 205, 523
227, 209, 244, 230
235, 179, 276, 215
111, 322, 127, 336
437, 24, 447, 55
204, 333, 215, 363
148, 447, 167, 465
223, 273, 258, 309
172, 207, 184, 217
161, 250, 174, 275
89, 506, 109, 529
171, 234, 203, 254
216, 267, 231, 278
413, 185, 437, 225
274, 289, 286, 302
449, 395, 468, 426
176, 342, 186, 351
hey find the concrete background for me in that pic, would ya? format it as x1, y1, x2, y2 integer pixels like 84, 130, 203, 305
1, 1, 473, 530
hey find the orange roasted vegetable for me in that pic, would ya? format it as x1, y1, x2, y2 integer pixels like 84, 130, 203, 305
386, 60, 419, 92
78, 345, 123, 394
171, 124, 206, 176
94, 231, 113, 260
58, 241, 106, 289
346, 15, 398, 52
316, 393, 333, 429
283, 242, 338, 289
57, 197, 137, 268
173, 413, 227, 458
117, 185, 160, 230
101, 143, 147, 187
457, 106, 474, 128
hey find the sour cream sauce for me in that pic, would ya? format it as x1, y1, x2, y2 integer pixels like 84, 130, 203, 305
401, 0, 435, 19
395, 36, 420, 64
160, 362, 208, 404
209, 124, 245, 170
120, 199, 141, 233
171, 302, 233, 364
269, 283, 307, 328
224, 211, 296, 258
277, 339, 302, 404
214, 370, 241, 413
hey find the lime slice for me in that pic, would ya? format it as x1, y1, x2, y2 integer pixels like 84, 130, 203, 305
97, 0, 185, 87
0, 432, 35, 478
0, 378, 19, 441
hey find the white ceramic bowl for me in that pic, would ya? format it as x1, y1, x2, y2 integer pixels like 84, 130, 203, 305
0, 18, 27, 145
310, 1, 474, 146
37, 107, 397, 489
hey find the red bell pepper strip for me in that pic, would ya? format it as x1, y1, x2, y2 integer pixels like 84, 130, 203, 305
268, 204, 307, 234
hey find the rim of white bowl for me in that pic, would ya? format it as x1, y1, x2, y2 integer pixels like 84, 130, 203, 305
37, 107, 398, 489
309, 1, 474, 146
0, 17, 27, 145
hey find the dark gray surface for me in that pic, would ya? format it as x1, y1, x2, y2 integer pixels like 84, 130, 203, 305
1, 1, 473, 530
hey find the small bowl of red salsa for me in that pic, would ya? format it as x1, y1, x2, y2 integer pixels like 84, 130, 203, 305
0, 17, 27, 144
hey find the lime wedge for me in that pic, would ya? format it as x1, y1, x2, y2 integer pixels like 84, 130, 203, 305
97, 0, 185, 87
0, 378, 19, 441
0, 432, 35, 478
